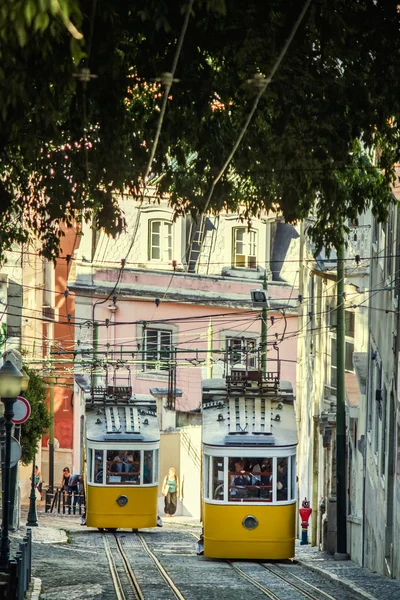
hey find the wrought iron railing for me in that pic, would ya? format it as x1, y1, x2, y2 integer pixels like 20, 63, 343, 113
0, 528, 32, 599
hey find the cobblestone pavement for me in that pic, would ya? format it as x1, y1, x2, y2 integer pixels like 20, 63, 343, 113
12, 507, 400, 600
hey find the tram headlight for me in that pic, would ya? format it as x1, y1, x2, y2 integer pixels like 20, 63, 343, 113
116, 495, 129, 507
242, 515, 258, 530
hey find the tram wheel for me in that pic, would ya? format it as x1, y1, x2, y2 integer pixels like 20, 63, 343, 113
132, 528, 138, 532
98, 528, 105, 532
107, 528, 117, 532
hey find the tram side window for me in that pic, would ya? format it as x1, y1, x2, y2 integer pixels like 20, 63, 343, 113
212, 457, 224, 501
94, 450, 104, 484
154, 449, 159, 484
276, 457, 288, 501
143, 450, 153, 484
291, 456, 296, 500
228, 458, 272, 502
204, 455, 209, 499
106, 450, 140, 485
87, 448, 93, 482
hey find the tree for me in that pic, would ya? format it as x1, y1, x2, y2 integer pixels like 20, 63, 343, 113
1, 0, 399, 261
20, 365, 50, 465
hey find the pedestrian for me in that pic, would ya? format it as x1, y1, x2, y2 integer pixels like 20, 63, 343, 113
61, 467, 71, 491
162, 467, 179, 517
31, 465, 43, 501
68, 473, 84, 514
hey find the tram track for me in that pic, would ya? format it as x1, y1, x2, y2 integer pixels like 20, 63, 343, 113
103, 533, 144, 600
228, 561, 280, 600
229, 560, 359, 600
261, 563, 341, 600
135, 532, 187, 600
104, 531, 187, 600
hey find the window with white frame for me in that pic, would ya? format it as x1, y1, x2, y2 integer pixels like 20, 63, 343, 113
148, 220, 172, 262
226, 337, 257, 368
329, 311, 355, 393
143, 329, 172, 371
232, 228, 257, 269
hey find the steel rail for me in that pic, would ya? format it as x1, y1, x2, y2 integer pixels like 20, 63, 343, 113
227, 562, 280, 600
114, 534, 145, 600
136, 532, 187, 600
102, 534, 127, 600
261, 564, 342, 600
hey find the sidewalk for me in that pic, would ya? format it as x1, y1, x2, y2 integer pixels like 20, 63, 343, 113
296, 543, 400, 600
11, 507, 71, 600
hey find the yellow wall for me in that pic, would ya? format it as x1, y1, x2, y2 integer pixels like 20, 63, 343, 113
159, 427, 202, 519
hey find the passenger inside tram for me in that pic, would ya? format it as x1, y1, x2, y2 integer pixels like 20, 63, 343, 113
277, 458, 288, 501
229, 457, 272, 501
106, 450, 140, 484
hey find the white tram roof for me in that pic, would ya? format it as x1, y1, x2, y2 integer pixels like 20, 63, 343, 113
202, 378, 297, 448
86, 395, 160, 443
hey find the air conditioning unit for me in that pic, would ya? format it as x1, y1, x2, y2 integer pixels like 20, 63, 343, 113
42, 306, 59, 322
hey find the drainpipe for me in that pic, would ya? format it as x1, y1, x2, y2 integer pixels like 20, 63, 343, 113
44, 260, 55, 492
206, 320, 213, 379
261, 271, 268, 376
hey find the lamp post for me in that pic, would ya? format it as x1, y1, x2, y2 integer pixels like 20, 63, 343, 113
0, 360, 23, 570
26, 456, 38, 527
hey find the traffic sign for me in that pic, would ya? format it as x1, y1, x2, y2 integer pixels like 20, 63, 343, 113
12, 396, 31, 425
10, 436, 21, 468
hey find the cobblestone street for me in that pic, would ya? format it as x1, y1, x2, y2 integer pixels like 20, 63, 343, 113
12, 507, 400, 600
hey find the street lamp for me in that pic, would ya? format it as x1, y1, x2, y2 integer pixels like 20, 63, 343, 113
0, 360, 23, 569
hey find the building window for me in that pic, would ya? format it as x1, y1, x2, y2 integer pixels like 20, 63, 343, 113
329, 309, 355, 336
144, 329, 172, 371
226, 337, 257, 368
330, 338, 354, 390
149, 220, 172, 262
232, 228, 257, 269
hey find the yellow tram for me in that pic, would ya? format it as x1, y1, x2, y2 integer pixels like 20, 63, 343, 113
84, 391, 160, 530
199, 367, 297, 559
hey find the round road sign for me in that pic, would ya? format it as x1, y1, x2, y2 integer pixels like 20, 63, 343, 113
12, 396, 31, 425
10, 436, 21, 468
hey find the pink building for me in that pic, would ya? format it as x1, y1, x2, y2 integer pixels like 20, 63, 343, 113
68, 198, 299, 467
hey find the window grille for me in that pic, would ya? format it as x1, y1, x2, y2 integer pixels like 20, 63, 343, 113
144, 329, 172, 371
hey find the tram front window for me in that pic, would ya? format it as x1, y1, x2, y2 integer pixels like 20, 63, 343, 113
229, 457, 272, 502
212, 457, 224, 500
106, 450, 140, 484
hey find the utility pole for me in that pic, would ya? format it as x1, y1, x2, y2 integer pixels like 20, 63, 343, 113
335, 239, 348, 560
48, 370, 55, 491
93, 319, 99, 388
206, 319, 213, 379
261, 271, 268, 376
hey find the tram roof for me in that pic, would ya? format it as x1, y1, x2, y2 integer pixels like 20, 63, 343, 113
85, 395, 160, 443
201, 378, 297, 448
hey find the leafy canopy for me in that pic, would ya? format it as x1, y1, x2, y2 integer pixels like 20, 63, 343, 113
20, 365, 51, 465
1, 0, 399, 260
